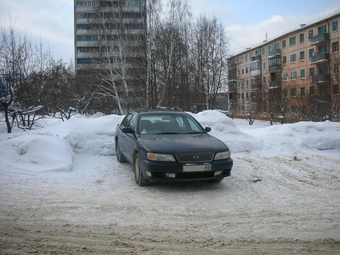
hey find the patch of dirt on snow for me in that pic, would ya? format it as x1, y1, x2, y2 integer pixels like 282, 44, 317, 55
0, 152, 340, 254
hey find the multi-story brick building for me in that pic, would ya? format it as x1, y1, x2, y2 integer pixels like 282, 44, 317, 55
228, 11, 340, 122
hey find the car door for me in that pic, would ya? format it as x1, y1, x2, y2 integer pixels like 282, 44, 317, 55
123, 114, 138, 163
118, 113, 133, 158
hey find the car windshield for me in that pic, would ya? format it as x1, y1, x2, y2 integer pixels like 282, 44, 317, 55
138, 113, 205, 135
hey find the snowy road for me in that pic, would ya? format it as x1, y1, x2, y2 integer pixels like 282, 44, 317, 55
1, 113, 340, 254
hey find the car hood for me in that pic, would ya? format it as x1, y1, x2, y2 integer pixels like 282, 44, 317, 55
138, 134, 229, 153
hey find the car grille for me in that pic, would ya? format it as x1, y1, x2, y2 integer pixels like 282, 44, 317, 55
175, 152, 214, 163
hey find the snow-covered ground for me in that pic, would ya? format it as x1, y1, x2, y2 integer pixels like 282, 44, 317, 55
1, 110, 340, 254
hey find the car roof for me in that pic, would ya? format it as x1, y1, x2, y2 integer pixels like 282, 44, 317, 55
133, 109, 188, 115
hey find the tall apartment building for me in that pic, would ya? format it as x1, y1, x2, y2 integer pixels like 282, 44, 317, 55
74, 0, 146, 75
227, 12, 340, 121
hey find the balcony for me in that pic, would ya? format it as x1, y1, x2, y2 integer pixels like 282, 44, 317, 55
310, 33, 329, 45
251, 81, 262, 90
251, 69, 261, 76
310, 94, 331, 102
228, 69, 237, 80
228, 81, 237, 92
228, 62, 237, 70
228, 99, 237, 104
269, 65, 281, 73
268, 49, 281, 58
252, 97, 262, 103
312, 74, 330, 83
251, 55, 261, 61
269, 80, 281, 88
311, 52, 330, 64
251, 56, 261, 77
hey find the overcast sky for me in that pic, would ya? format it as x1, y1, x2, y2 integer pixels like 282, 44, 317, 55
1, 0, 340, 64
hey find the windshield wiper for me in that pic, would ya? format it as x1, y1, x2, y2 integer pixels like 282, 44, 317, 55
184, 131, 204, 134
155, 132, 180, 134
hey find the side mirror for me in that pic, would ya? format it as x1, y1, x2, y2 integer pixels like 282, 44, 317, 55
205, 127, 211, 132
122, 127, 134, 134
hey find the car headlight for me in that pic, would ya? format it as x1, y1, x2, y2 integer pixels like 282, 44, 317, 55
214, 151, 231, 160
147, 153, 176, 162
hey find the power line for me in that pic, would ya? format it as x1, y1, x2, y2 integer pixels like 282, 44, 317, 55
26, 0, 73, 32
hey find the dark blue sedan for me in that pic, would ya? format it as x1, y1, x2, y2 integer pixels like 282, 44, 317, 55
115, 110, 233, 186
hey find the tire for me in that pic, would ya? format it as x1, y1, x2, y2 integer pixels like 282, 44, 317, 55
133, 153, 148, 186
115, 140, 127, 163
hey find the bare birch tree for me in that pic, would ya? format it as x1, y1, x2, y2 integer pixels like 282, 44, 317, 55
90, 0, 146, 114
192, 16, 228, 110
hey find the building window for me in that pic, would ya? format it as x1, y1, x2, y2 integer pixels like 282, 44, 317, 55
309, 49, 314, 58
290, 54, 296, 63
300, 51, 305, 61
310, 86, 315, 95
299, 33, 304, 43
334, 64, 339, 74
301, 87, 306, 97
334, 84, 339, 95
263, 62, 266, 69
242, 69, 244, 74
262, 48, 266, 56
289, 36, 296, 46
282, 39, 286, 48
332, 42, 339, 52
319, 65, 328, 75
291, 105, 298, 114
309, 67, 315, 77
283, 73, 288, 81
308, 29, 314, 39
274, 42, 280, 49
300, 69, 305, 79
246, 67, 248, 73
291, 88, 297, 97
283, 89, 287, 98
291, 71, 297, 80
283, 56, 287, 64
263, 76, 266, 84
318, 25, 327, 34
332, 20, 338, 32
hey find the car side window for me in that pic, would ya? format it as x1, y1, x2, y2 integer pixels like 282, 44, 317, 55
129, 114, 136, 129
121, 114, 133, 129
185, 117, 203, 132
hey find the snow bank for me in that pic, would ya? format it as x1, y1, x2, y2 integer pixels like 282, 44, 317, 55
0, 110, 339, 175
0, 134, 74, 175
257, 121, 340, 151
192, 110, 261, 153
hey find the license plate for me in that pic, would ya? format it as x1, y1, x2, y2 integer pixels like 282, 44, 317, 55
183, 164, 211, 172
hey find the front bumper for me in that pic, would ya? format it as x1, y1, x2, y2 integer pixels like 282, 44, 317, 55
140, 157, 233, 182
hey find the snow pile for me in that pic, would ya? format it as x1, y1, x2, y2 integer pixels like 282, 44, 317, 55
193, 110, 261, 153
0, 134, 74, 175
0, 110, 339, 175
0, 114, 124, 175
256, 120, 340, 151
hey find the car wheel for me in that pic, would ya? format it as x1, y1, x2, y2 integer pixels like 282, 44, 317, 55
133, 153, 148, 186
115, 140, 127, 163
